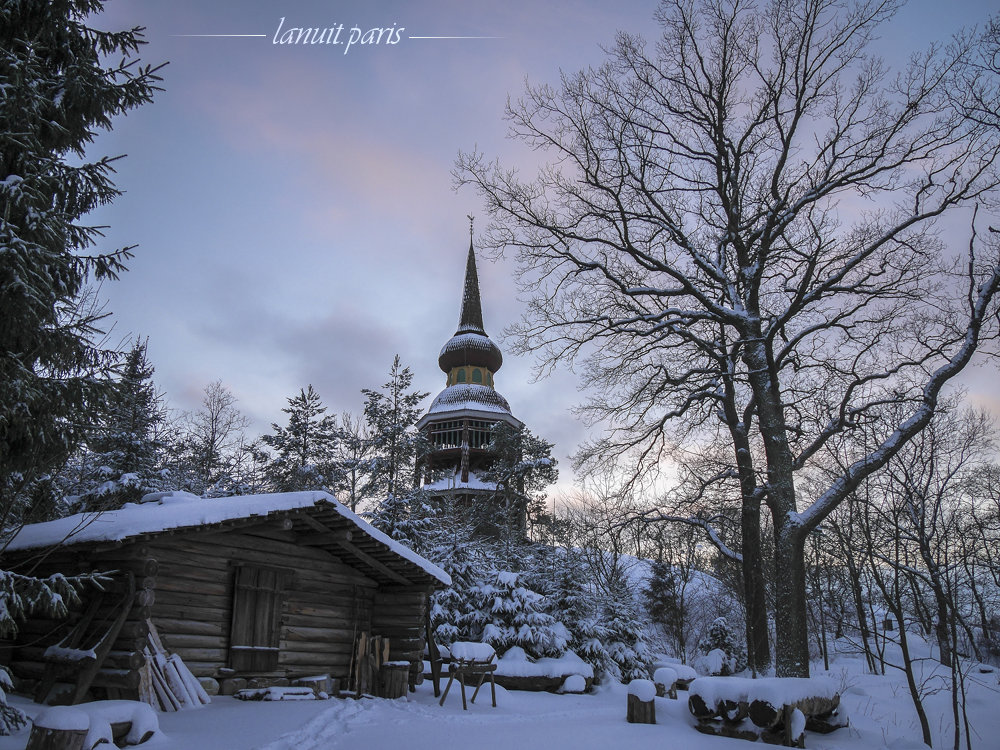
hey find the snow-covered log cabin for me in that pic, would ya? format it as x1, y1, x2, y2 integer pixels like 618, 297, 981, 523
0, 491, 450, 703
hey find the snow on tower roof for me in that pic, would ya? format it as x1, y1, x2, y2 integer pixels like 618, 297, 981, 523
427, 384, 513, 415
3, 491, 450, 586
423, 469, 498, 493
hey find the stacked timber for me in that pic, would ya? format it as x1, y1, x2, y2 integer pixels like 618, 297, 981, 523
688, 676, 846, 747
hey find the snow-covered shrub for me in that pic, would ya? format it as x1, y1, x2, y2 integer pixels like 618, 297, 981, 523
599, 585, 653, 682
471, 570, 569, 658
696, 617, 747, 675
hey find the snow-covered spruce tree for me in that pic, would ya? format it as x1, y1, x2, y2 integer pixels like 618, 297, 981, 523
470, 570, 569, 659
363, 355, 428, 500
528, 544, 614, 679
480, 423, 557, 545
643, 560, 685, 657
75, 338, 168, 510
262, 385, 343, 494
696, 616, 747, 676
428, 534, 487, 648
0, 0, 161, 729
598, 580, 653, 682
0, 0, 160, 514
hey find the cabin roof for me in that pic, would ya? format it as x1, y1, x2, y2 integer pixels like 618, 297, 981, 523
3, 491, 450, 588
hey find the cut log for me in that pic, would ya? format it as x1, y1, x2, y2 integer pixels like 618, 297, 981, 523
24, 726, 87, 750
377, 662, 409, 699
748, 694, 839, 730
805, 709, 850, 734
626, 693, 656, 724
688, 692, 718, 721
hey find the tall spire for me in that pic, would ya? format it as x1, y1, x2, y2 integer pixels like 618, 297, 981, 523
457, 230, 485, 335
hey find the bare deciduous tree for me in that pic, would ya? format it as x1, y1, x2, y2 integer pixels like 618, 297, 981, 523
459, 0, 1000, 675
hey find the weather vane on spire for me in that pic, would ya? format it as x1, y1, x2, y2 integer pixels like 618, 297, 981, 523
467, 214, 475, 241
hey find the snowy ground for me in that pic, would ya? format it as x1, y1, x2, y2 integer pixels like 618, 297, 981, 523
2, 654, 998, 749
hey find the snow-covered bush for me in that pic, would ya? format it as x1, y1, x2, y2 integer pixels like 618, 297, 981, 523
696, 617, 747, 675
472, 570, 570, 658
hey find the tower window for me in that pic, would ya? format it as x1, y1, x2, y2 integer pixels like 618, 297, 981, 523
472, 369, 483, 383
456, 369, 466, 383
428, 420, 463, 449
469, 419, 494, 449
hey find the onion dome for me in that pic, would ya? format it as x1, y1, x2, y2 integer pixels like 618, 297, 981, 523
437, 243, 503, 374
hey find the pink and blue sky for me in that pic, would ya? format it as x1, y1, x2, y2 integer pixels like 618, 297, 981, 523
86, 0, 998, 486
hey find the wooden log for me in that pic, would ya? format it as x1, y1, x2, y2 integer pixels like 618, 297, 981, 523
280, 625, 357, 642
25, 725, 87, 750
693, 722, 761, 742
152, 617, 226, 637
167, 647, 226, 662
805, 710, 849, 734
159, 633, 228, 651
377, 663, 409, 699
688, 693, 718, 721
626, 693, 656, 724
104, 650, 146, 671
150, 601, 230, 623
748, 694, 839, 731
279, 652, 352, 668
90, 668, 141, 690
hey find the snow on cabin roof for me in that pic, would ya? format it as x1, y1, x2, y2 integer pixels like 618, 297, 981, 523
3, 491, 450, 586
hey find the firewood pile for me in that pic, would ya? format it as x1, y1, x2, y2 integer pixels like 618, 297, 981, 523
139, 620, 210, 711
688, 676, 848, 748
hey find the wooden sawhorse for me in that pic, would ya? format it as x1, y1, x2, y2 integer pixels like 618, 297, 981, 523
438, 654, 497, 710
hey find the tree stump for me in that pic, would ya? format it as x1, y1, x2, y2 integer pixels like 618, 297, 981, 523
377, 662, 410, 699
26, 707, 90, 750
626, 693, 656, 724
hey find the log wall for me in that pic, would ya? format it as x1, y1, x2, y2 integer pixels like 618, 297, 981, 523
147, 528, 377, 681
370, 587, 430, 684
1, 545, 154, 701
2, 519, 441, 696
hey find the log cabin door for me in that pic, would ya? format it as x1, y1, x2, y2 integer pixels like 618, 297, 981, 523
229, 565, 291, 672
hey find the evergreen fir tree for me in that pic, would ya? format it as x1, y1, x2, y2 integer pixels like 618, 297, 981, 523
643, 560, 686, 660
481, 423, 558, 542
470, 570, 569, 659
0, 0, 161, 730
363, 356, 428, 500
599, 581, 653, 682
76, 338, 167, 510
696, 616, 747, 675
262, 385, 342, 493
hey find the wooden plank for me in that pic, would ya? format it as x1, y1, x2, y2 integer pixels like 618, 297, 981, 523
334, 540, 412, 586
153, 617, 226, 637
